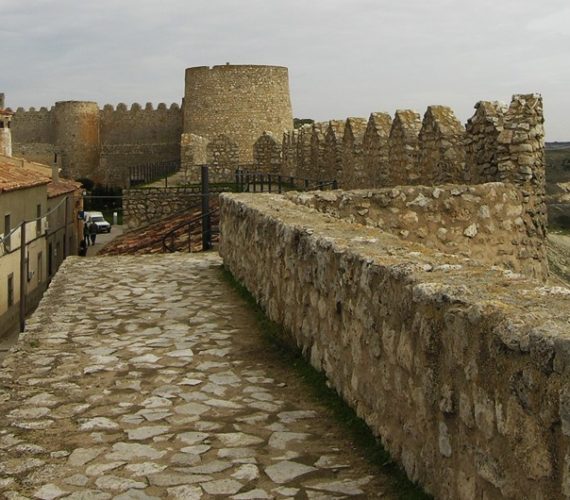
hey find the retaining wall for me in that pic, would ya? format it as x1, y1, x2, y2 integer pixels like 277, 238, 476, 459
219, 192, 570, 500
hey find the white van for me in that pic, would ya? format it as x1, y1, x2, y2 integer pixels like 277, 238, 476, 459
84, 211, 112, 233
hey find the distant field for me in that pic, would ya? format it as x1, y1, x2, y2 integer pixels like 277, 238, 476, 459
546, 147, 570, 184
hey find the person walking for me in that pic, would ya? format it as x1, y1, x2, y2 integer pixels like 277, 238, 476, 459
89, 220, 97, 246
83, 221, 90, 247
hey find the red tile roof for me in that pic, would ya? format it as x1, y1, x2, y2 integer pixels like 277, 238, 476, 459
0, 162, 50, 193
47, 178, 82, 198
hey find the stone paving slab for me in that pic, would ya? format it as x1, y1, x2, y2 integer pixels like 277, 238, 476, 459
0, 254, 392, 499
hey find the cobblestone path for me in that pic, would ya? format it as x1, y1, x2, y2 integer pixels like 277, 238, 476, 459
0, 254, 392, 499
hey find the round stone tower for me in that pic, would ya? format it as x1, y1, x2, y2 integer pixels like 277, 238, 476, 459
183, 65, 293, 162
53, 101, 100, 180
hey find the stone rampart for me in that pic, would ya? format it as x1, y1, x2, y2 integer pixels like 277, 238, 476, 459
262, 95, 543, 198
219, 192, 570, 500
286, 183, 547, 280
253, 132, 282, 174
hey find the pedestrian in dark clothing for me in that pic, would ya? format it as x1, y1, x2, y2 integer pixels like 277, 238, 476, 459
89, 221, 97, 245
83, 222, 90, 246
78, 239, 87, 256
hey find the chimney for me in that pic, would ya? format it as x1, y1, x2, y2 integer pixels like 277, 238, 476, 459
0, 94, 13, 157
52, 153, 60, 183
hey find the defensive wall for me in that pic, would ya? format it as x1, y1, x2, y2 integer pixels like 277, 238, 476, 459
9, 64, 293, 186
219, 190, 570, 500
216, 92, 567, 498
10, 102, 183, 186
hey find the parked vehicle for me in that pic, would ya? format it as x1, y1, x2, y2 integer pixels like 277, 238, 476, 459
84, 211, 111, 233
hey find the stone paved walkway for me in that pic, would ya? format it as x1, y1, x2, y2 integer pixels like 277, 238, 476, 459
0, 253, 392, 499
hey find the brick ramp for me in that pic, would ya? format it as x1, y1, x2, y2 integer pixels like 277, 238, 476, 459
0, 254, 393, 498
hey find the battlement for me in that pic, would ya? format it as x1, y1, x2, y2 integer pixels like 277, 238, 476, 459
101, 102, 181, 113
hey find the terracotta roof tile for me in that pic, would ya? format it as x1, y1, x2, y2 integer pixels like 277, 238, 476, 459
47, 179, 82, 198
0, 162, 50, 193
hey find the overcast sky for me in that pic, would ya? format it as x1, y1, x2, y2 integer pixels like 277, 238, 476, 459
1, 0, 569, 140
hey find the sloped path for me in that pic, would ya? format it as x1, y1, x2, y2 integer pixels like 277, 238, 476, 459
0, 254, 392, 499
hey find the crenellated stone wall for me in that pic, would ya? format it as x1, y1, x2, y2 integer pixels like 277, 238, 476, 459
254, 95, 542, 199
219, 191, 570, 500
11, 101, 182, 186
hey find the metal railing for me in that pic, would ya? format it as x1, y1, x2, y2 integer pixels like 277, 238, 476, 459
128, 160, 180, 187
162, 206, 219, 253
235, 169, 338, 193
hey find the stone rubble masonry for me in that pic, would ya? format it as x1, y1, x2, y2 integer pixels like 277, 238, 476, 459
183, 65, 293, 163
258, 95, 541, 200
310, 122, 328, 180
341, 117, 368, 189
324, 120, 346, 182
12, 101, 182, 186
465, 101, 507, 184
387, 110, 423, 186
417, 106, 466, 185
219, 192, 570, 500
286, 183, 547, 280
123, 187, 202, 229
253, 132, 282, 175
363, 112, 392, 187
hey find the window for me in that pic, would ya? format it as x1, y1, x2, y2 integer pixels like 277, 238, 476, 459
7, 273, 14, 307
36, 204, 42, 236
37, 252, 43, 284
3, 213, 10, 251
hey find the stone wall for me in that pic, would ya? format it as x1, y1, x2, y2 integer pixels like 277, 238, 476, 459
341, 117, 368, 189
12, 102, 182, 186
261, 95, 542, 199
253, 132, 282, 174
363, 112, 392, 187
219, 192, 570, 500
286, 183, 547, 280
123, 187, 202, 229
183, 65, 293, 163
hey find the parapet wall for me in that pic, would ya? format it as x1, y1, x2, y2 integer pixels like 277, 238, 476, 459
287, 182, 547, 280
219, 192, 570, 500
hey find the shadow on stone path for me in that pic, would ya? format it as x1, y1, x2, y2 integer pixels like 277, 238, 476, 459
0, 253, 393, 499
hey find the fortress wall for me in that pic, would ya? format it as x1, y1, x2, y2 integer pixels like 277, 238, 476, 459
281, 129, 298, 178
219, 192, 570, 500
180, 133, 209, 183
341, 117, 368, 189
184, 65, 293, 162
417, 106, 466, 185
100, 102, 182, 145
310, 122, 328, 181
465, 101, 506, 184
387, 110, 422, 187
253, 132, 282, 174
363, 112, 392, 187
323, 120, 345, 182
11, 107, 55, 165
99, 103, 183, 187
295, 124, 313, 180
205, 134, 240, 183
287, 183, 546, 279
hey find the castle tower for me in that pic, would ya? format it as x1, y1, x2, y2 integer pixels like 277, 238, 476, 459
183, 65, 293, 163
53, 101, 100, 180
0, 94, 14, 157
